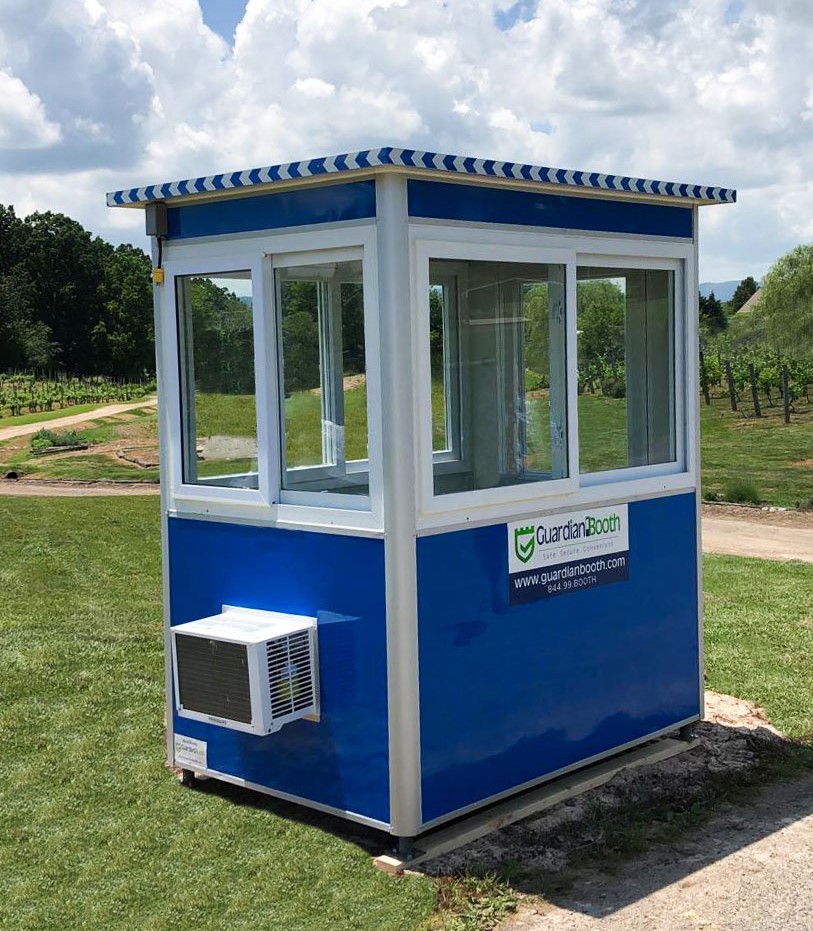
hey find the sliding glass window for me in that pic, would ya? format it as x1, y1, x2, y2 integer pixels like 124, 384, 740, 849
176, 271, 258, 489
429, 259, 568, 496
576, 266, 676, 474
276, 258, 370, 498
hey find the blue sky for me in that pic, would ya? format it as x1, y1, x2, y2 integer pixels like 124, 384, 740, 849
198, 0, 246, 42
0, 0, 811, 282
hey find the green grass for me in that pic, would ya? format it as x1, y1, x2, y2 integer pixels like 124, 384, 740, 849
13, 453, 160, 483
703, 554, 813, 739
576, 391, 812, 506
700, 396, 813, 507
577, 393, 628, 473
4, 385, 811, 509
0, 497, 436, 931
284, 386, 369, 466
1, 496, 811, 929
195, 392, 257, 438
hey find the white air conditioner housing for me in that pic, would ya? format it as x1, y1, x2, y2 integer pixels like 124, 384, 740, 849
171, 605, 319, 736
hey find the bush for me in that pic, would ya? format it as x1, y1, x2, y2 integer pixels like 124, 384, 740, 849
722, 478, 762, 505
601, 376, 626, 399
30, 428, 83, 451
525, 368, 547, 392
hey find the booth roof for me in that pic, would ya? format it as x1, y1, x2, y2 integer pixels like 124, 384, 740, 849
106, 146, 736, 208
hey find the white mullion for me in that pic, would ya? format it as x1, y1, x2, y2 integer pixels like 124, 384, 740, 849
317, 280, 337, 467
260, 255, 281, 504
547, 265, 568, 480
565, 257, 580, 481
329, 277, 346, 472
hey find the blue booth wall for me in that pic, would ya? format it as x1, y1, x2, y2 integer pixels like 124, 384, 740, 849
167, 517, 391, 826
407, 179, 694, 239
416, 492, 700, 824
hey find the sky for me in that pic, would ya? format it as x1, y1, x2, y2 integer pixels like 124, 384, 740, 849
1, 0, 812, 282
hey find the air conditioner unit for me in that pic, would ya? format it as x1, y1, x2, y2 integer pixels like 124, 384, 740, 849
171, 605, 319, 736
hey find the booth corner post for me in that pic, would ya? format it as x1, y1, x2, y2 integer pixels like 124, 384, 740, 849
110, 147, 735, 846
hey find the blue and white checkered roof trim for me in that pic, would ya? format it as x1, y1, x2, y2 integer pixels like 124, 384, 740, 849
107, 147, 736, 207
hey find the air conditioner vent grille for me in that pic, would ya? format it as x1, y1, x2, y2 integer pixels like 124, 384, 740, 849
176, 634, 252, 723
267, 630, 315, 720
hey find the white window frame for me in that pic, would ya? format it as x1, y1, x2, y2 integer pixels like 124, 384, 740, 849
409, 222, 696, 532
271, 245, 375, 511
163, 252, 272, 511
160, 223, 383, 534
412, 236, 579, 519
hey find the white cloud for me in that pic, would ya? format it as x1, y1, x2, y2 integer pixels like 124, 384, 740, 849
0, 69, 61, 149
0, 0, 811, 280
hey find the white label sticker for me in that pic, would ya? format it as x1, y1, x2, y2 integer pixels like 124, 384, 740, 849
174, 734, 207, 770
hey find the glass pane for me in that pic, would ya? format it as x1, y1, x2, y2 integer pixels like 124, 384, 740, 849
577, 267, 675, 473
176, 271, 258, 489
277, 259, 369, 496
429, 259, 568, 496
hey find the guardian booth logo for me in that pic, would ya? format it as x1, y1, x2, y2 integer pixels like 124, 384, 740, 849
507, 505, 630, 605
514, 512, 623, 564
514, 526, 536, 563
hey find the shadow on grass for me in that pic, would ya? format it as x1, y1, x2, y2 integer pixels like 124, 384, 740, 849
177, 772, 392, 856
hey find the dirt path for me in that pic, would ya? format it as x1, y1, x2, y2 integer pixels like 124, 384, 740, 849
0, 480, 159, 496
504, 772, 813, 930
701, 503, 813, 563
0, 398, 157, 442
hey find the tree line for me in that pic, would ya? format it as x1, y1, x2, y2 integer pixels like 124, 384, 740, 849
0, 205, 154, 378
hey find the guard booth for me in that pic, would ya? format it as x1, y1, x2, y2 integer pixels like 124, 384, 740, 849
108, 148, 735, 852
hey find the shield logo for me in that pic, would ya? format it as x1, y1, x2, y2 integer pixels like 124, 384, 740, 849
514, 526, 535, 564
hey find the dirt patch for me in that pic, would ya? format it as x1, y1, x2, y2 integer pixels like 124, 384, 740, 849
0, 479, 159, 496
419, 691, 793, 879
117, 446, 160, 468
309, 373, 366, 396
0, 398, 157, 442
702, 502, 813, 529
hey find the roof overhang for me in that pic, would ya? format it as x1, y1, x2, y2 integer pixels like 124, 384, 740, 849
107, 147, 736, 210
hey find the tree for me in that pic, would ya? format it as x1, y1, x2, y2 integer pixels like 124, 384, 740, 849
0, 265, 54, 369
93, 244, 154, 377
758, 243, 813, 358
577, 279, 625, 365
187, 277, 254, 394
699, 290, 727, 334
0, 204, 24, 272
18, 211, 110, 373
728, 276, 759, 314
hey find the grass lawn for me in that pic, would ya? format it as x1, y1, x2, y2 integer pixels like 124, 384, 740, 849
1, 496, 811, 928
576, 391, 812, 506
2, 383, 810, 507
0, 409, 160, 483
0, 496, 436, 931
577, 393, 628, 473
703, 554, 813, 739
699, 396, 813, 507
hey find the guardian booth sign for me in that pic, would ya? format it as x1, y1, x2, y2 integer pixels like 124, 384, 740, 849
108, 145, 733, 858
508, 506, 629, 605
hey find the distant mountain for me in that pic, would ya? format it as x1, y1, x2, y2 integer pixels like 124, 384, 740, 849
699, 280, 740, 302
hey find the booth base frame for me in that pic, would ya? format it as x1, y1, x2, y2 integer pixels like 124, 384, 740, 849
374, 733, 699, 872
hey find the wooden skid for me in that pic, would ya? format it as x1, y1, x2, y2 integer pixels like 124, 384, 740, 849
374, 736, 697, 872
